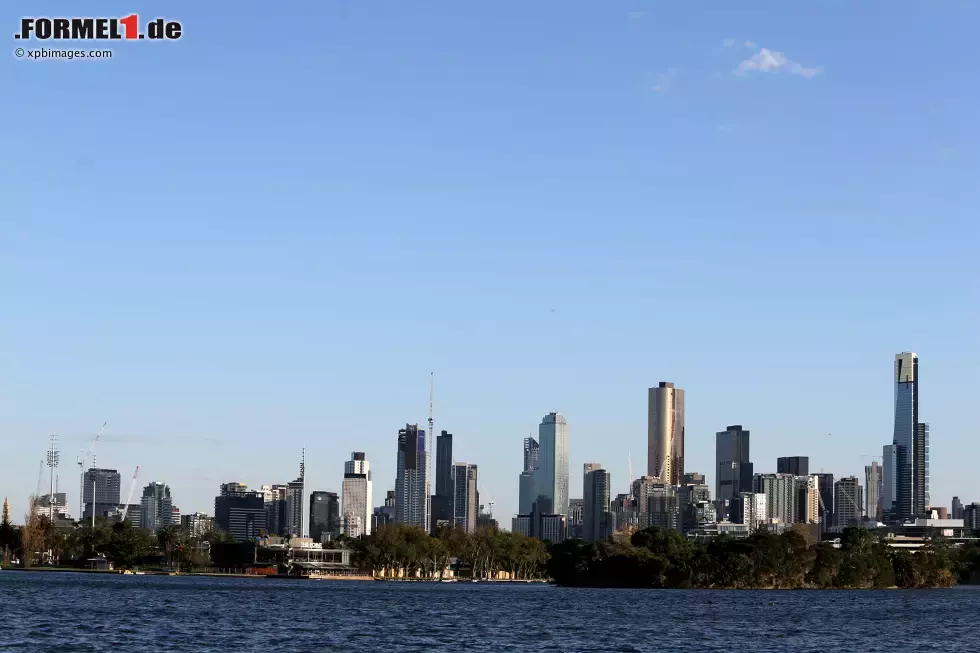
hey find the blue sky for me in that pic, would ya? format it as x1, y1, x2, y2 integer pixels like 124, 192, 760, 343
2, 1, 977, 523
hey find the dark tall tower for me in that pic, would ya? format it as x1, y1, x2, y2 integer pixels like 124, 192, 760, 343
891, 352, 929, 520
715, 425, 752, 515
431, 430, 454, 532
777, 456, 809, 477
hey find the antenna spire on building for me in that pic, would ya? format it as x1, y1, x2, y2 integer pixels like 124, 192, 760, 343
427, 372, 434, 530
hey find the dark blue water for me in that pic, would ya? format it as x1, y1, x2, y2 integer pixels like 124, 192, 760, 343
1, 572, 978, 652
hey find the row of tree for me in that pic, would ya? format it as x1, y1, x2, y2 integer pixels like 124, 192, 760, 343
351, 524, 549, 579
548, 526, 974, 588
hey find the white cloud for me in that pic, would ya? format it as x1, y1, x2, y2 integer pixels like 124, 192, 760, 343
650, 68, 677, 92
734, 48, 822, 78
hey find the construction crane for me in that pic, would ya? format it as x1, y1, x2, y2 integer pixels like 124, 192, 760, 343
119, 465, 140, 524
426, 372, 434, 530
77, 422, 106, 519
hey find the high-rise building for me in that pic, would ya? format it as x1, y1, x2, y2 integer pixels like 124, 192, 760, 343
431, 431, 454, 532
753, 474, 798, 526
777, 457, 809, 477
395, 424, 428, 529
648, 383, 685, 485
518, 470, 536, 516
342, 452, 372, 538
583, 465, 612, 541
139, 482, 173, 532
731, 492, 768, 530
865, 462, 883, 522
181, 512, 214, 538
284, 453, 306, 538
536, 413, 570, 516
610, 493, 639, 533
260, 484, 288, 536
892, 352, 929, 520
214, 482, 266, 542
309, 491, 340, 543
539, 514, 567, 543
963, 503, 980, 531
882, 444, 897, 519
452, 463, 478, 533
82, 468, 122, 520
952, 496, 964, 520
372, 490, 396, 531
512, 515, 532, 537
523, 436, 540, 473
812, 473, 835, 532
834, 477, 863, 527
566, 498, 584, 539
796, 475, 820, 524
715, 425, 753, 516
679, 477, 711, 534
633, 476, 680, 531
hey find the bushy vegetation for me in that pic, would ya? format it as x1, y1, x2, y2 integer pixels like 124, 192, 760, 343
352, 524, 548, 579
548, 526, 962, 588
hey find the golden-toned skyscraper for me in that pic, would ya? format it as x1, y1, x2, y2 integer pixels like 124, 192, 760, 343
648, 382, 685, 485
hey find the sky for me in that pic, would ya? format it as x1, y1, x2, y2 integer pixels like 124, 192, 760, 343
2, 1, 978, 524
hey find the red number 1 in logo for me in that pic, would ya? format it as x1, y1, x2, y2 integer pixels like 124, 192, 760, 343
120, 14, 138, 39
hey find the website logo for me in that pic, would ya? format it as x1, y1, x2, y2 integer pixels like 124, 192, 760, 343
15, 15, 182, 41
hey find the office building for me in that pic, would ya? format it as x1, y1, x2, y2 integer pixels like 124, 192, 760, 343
539, 514, 567, 543
963, 504, 980, 531
309, 491, 340, 543
372, 490, 396, 530
952, 497, 964, 520
611, 494, 639, 533
777, 456, 809, 477
395, 424, 428, 529
523, 436, 540, 472
731, 492, 768, 530
518, 470, 536, 516
33, 493, 70, 520
214, 482, 266, 542
260, 484, 288, 536
648, 382, 685, 485
431, 431, 454, 532
512, 514, 532, 537
535, 413, 570, 516
82, 468, 121, 520
892, 352, 929, 520
679, 477, 711, 534
139, 482, 174, 532
865, 462, 883, 522
633, 476, 680, 531
566, 498, 584, 538
882, 444, 897, 520
753, 474, 798, 526
285, 455, 306, 538
342, 452, 372, 538
453, 463, 478, 533
796, 475, 819, 524
716, 425, 753, 516
834, 477, 863, 528
812, 473, 834, 532
583, 465, 612, 541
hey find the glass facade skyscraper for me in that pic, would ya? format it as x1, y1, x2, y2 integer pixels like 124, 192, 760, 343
395, 424, 428, 529
648, 382, 685, 485
536, 412, 570, 515
891, 352, 929, 520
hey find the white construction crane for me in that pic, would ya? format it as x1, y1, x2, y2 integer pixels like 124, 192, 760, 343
77, 422, 106, 519
426, 372, 434, 530
119, 465, 140, 524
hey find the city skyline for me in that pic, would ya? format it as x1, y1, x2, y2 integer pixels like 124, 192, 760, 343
5, 350, 976, 526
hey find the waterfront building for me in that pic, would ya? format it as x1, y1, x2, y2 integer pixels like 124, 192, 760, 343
395, 424, 428, 529
715, 426, 753, 518
752, 473, 797, 526
309, 491, 340, 543
834, 476, 864, 528
453, 463, 478, 533
431, 431, 454, 532
342, 452, 372, 538
82, 468, 121, 521
777, 456, 809, 477
214, 482, 266, 541
891, 352, 930, 520
865, 462, 883, 522
535, 413, 570, 516
648, 382, 685, 485
139, 482, 174, 532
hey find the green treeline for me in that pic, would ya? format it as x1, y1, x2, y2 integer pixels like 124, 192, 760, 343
548, 526, 971, 589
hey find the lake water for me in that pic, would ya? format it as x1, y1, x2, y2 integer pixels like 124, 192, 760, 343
1, 572, 977, 652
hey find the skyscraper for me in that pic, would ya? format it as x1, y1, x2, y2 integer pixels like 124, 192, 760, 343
395, 424, 428, 528
777, 456, 809, 477
309, 491, 340, 543
583, 465, 612, 541
139, 482, 173, 532
632, 476, 679, 531
882, 444, 897, 519
753, 473, 798, 526
453, 463, 478, 533
536, 412, 570, 515
835, 476, 863, 527
865, 461, 883, 522
342, 452, 372, 537
892, 352, 929, 520
648, 383, 685, 485
523, 436, 540, 472
431, 431, 454, 532
82, 468, 121, 521
518, 470, 536, 515
715, 425, 753, 512
812, 472, 835, 532
214, 482, 266, 542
